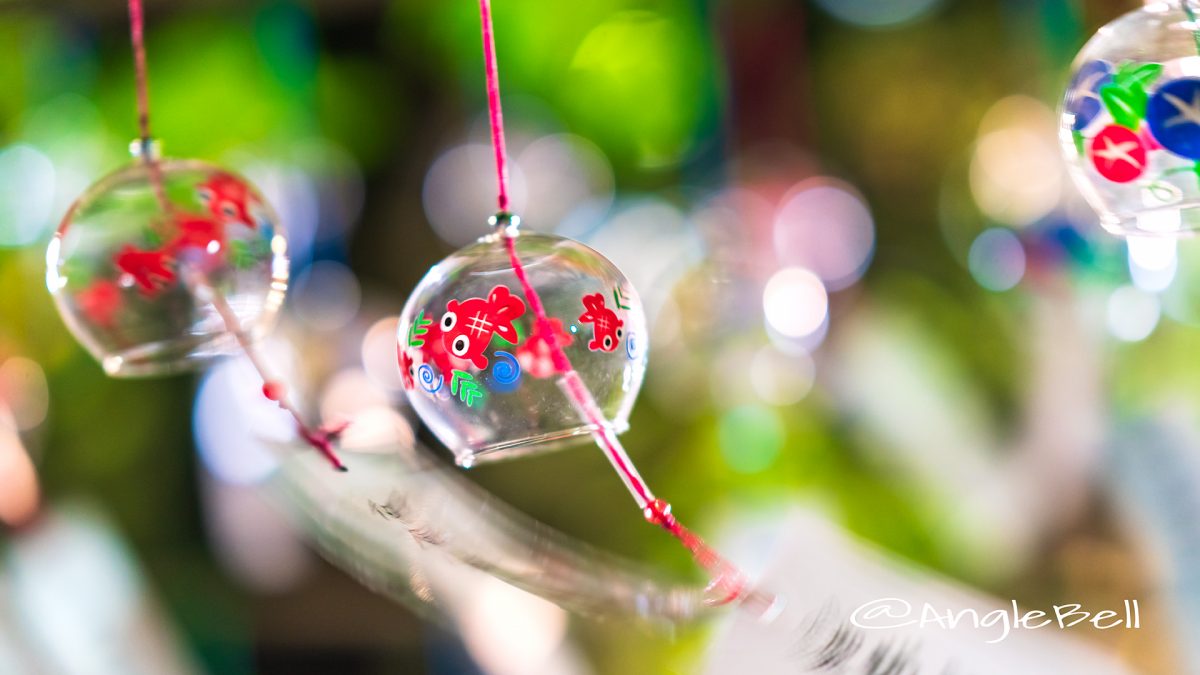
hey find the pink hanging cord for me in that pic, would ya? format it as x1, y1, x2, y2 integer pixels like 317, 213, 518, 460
126, 0, 347, 471
478, 0, 765, 608
129, 0, 152, 143
479, 1, 510, 214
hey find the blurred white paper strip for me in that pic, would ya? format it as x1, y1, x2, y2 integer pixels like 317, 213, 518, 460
705, 511, 1135, 675
0, 599, 37, 674
268, 450, 607, 675
1, 506, 201, 675
1108, 414, 1200, 674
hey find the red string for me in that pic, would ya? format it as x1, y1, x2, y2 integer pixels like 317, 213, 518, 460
127, 0, 171, 211
123, 0, 347, 471
478, 0, 510, 213
129, 0, 152, 143
483, 0, 655, 516
503, 236, 652, 505
479, 0, 757, 608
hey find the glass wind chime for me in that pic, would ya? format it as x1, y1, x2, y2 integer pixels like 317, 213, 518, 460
46, 0, 348, 469
1061, 0, 1200, 236
396, 0, 770, 609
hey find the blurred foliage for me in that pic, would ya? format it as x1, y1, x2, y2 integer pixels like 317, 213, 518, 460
388, 0, 718, 176
0, 0, 1181, 673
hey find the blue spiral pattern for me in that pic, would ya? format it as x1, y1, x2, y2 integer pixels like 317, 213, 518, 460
625, 331, 641, 360
491, 350, 521, 386
417, 364, 443, 393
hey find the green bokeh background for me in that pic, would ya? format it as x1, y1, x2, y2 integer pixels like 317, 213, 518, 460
0, 1, 1182, 673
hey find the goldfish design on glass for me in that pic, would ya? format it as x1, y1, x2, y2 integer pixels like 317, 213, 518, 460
115, 245, 175, 294
579, 292, 623, 352
100, 172, 271, 301
440, 285, 526, 369
170, 214, 226, 255
196, 172, 258, 227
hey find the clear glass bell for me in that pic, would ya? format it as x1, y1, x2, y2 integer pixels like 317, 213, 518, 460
397, 216, 648, 467
1061, 0, 1200, 236
47, 147, 288, 377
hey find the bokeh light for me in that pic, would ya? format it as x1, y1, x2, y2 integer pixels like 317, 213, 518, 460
813, 0, 945, 28
577, 198, 699, 323
240, 160, 320, 267
969, 96, 1062, 228
290, 138, 368, 247
516, 133, 614, 230
360, 316, 405, 392
335, 405, 414, 451
1107, 285, 1160, 343
710, 343, 758, 409
0, 144, 56, 247
563, 9, 707, 169
0, 357, 49, 431
459, 576, 569, 675
1161, 239, 1200, 327
692, 187, 776, 275
1127, 236, 1178, 293
318, 367, 391, 427
423, 143, 529, 246
967, 227, 1025, 291
193, 357, 291, 486
201, 475, 313, 594
718, 404, 784, 474
17, 94, 114, 225
762, 267, 828, 339
774, 178, 875, 290
292, 260, 361, 332
750, 344, 815, 406
0, 405, 38, 527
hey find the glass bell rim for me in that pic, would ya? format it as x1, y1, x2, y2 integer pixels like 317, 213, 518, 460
1092, 201, 1200, 238
95, 330, 255, 378
453, 419, 632, 468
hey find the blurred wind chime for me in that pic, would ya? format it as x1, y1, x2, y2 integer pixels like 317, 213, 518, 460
396, 0, 775, 612
1061, 0, 1200, 237
45, 0, 349, 470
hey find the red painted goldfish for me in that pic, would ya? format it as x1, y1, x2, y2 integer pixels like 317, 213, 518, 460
196, 172, 257, 227
579, 293, 623, 352
440, 285, 526, 369
114, 245, 175, 294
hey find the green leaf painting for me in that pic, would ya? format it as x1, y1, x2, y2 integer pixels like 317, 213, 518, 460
1100, 61, 1163, 130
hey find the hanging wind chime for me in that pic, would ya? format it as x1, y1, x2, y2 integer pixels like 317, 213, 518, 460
46, 0, 348, 470
396, 0, 767, 608
1061, 0, 1200, 236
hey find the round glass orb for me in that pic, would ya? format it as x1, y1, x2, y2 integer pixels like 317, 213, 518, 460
1061, 1, 1200, 236
47, 157, 287, 377
397, 219, 648, 467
